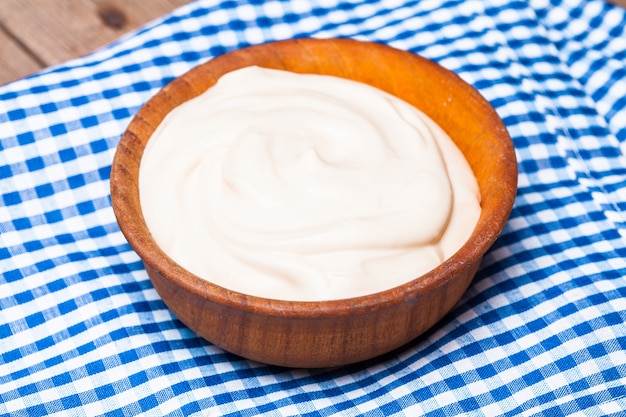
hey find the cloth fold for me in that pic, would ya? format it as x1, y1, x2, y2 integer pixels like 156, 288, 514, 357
1, 0, 625, 415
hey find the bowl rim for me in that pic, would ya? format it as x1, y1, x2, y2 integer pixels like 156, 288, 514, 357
110, 37, 517, 319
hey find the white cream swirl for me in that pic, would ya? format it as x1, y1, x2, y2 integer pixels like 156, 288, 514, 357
139, 66, 480, 301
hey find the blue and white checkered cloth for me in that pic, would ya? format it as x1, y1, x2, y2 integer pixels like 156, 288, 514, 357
1, 0, 626, 415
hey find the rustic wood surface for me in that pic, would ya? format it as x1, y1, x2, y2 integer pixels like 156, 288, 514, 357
0, 0, 189, 85
0, 0, 624, 86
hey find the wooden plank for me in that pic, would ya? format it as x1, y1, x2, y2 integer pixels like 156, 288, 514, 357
0, 0, 188, 84
92, 0, 191, 29
1, 0, 623, 86
0, 26, 44, 86
608, 0, 626, 8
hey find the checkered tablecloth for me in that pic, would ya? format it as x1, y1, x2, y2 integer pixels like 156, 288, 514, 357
1, 0, 626, 415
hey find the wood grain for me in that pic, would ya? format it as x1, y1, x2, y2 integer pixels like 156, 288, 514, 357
0, 26, 43, 85
0, 0, 189, 85
1, 0, 625, 86
608, 0, 626, 8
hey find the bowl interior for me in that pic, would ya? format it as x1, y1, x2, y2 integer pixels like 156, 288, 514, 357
110, 38, 517, 317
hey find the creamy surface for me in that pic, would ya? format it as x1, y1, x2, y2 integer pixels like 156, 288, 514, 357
139, 66, 481, 301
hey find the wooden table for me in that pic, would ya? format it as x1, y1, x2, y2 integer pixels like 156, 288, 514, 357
0, 0, 624, 86
0, 0, 189, 86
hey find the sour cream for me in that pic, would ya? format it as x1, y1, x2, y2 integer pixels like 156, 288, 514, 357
139, 66, 480, 301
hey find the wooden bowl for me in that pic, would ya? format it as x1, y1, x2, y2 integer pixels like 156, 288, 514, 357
110, 38, 517, 368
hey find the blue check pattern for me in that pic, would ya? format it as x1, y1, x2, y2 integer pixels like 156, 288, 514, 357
1, 0, 625, 415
